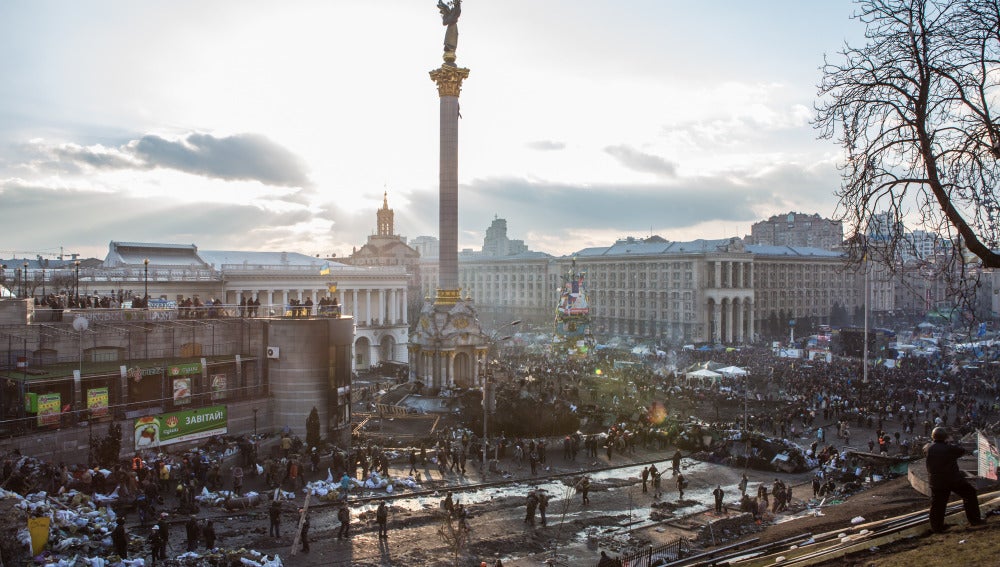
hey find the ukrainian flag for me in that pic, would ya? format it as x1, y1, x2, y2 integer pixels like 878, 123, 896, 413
319, 262, 330, 275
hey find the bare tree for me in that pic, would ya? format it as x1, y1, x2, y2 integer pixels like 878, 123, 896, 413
817, 0, 1000, 283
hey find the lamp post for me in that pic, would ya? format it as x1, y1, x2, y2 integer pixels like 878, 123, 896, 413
41, 265, 45, 298
23, 261, 28, 299
252, 407, 258, 438
74, 260, 81, 304
143, 258, 149, 307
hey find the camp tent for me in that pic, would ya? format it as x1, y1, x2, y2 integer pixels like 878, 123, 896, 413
685, 368, 722, 387
717, 366, 748, 377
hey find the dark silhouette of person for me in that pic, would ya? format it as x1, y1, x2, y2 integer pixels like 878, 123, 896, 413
924, 426, 983, 532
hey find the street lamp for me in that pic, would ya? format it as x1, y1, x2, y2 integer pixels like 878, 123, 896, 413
23, 261, 28, 299
143, 258, 149, 307
74, 260, 81, 304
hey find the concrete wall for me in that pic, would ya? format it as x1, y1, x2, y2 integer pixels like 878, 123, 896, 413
265, 317, 354, 446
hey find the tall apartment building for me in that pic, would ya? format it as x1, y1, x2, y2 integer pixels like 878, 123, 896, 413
747, 212, 844, 250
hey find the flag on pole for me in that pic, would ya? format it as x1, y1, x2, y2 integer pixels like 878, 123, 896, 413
319, 262, 330, 275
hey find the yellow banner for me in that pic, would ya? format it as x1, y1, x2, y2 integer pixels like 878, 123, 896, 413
28, 516, 50, 555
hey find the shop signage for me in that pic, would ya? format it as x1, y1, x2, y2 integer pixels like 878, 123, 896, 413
134, 405, 227, 450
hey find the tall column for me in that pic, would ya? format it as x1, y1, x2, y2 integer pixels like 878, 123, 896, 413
714, 261, 722, 289
430, 64, 470, 304
735, 298, 745, 343
379, 289, 386, 324
366, 289, 373, 326
351, 289, 358, 318
712, 301, 721, 343
724, 298, 733, 343
402, 288, 408, 325
747, 299, 755, 342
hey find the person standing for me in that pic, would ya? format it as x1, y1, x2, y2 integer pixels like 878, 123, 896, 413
739, 472, 749, 496
269, 499, 282, 539
640, 466, 649, 493
924, 427, 984, 532
576, 476, 591, 505
676, 473, 686, 500
232, 465, 244, 497
713, 485, 725, 514
652, 468, 663, 500
376, 500, 389, 538
672, 450, 682, 475
202, 520, 216, 549
538, 491, 549, 526
338, 503, 351, 539
185, 515, 200, 551
111, 521, 128, 558
525, 491, 539, 525
299, 510, 310, 553
150, 525, 166, 564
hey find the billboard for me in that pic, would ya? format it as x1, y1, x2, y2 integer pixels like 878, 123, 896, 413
134, 405, 227, 450
37, 393, 61, 427
87, 387, 109, 418
173, 377, 192, 405
210, 374, 227, 401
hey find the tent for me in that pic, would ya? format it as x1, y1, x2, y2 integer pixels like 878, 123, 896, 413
685, 368, 722, 386
717, 366, 748, 377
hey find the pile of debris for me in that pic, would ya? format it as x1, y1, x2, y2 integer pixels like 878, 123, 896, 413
304, 469, 422, 501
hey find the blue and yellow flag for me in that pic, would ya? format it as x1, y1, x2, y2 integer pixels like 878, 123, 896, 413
319, 262, 330, 275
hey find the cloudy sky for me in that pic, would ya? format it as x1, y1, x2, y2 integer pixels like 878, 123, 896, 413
0, 1, 864, 261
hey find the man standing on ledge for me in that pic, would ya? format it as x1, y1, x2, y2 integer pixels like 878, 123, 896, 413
924, 427, 984, 532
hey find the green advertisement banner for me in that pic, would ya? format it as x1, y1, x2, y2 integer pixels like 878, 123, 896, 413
168, 362, 202, 377
134, 405, 227, 450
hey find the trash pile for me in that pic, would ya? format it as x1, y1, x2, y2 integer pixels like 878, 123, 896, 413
692, 432, 817, 473
0, 445, 287, 567
304, 469, 422, 501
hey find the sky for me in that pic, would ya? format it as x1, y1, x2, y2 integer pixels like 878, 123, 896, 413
0, 0, 866, 261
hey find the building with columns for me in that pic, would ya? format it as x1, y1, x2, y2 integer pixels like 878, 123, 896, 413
346, 193, 423, 328
100, 241, 410, 369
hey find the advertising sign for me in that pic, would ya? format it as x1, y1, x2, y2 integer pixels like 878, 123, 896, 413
210, 374, 227, 401
978, 431, 999, 481
24, 392, 37, 413
134, 405, 227, 450
173, 377, 192, 405
37, 393, 61, 427
168, 362, 201, 377
87, 387, 109, 418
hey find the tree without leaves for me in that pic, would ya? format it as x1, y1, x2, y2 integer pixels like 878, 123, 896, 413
816, 0, 1000, 309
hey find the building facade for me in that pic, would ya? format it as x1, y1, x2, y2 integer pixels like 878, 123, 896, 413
747, 212, 844, 250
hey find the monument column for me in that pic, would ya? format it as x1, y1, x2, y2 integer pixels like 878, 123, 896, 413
430, 63, 470, 304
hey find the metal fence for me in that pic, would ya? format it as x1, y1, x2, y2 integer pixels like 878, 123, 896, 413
618, 538, 689, 567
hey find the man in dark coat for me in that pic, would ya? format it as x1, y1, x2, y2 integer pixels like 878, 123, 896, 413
202, 520, 216, 549
185, 515, 200, 552
337, 503, 351, 539
299, 510, 310, 552
924, 427, 983, 532
376, 501, 389, 538
111, 521, 128, 558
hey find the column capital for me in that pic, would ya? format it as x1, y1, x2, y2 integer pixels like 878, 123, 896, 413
429, 65, 470, 97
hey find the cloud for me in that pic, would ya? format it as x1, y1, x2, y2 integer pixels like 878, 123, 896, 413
132, 133, 311, 187
397, 158, 839, 255
604, 145, 678, 177
0, 180, 322, 255
525, 140, 566, 151
17, 132, 311, 188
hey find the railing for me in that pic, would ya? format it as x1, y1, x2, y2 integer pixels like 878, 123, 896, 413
617, 538, 689, 567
